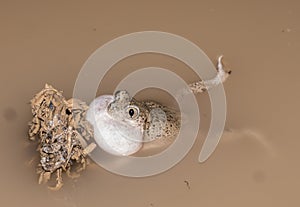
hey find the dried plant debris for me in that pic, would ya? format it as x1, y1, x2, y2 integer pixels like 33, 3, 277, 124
184, 180, 191, 190
28, 84, 96, 190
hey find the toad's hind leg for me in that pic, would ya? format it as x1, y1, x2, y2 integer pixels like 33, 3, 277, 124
188, 56, 231, 94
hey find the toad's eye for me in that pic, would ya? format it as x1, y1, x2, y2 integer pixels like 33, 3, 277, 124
125, 105, 139, 119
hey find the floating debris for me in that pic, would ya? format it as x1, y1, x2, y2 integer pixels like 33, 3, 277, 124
28, 84, 96, 190
184, 180, 191, 190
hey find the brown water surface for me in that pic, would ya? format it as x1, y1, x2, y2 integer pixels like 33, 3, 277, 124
0, 1, 299, 207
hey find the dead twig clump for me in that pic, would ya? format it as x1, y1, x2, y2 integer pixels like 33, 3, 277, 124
28, 84, 96, 190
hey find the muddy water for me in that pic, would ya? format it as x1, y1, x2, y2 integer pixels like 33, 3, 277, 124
0, 1, 299, 206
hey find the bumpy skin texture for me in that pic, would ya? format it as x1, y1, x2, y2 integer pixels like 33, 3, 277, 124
189, 56, 231, 93
107, 91, 181, 143
106, 56, 231, 145
28, 84, 96, 190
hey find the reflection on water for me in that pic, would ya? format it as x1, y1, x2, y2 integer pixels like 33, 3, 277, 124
222, 128, 277, 157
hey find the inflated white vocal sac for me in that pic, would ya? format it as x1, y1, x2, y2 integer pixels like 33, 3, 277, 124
86, 95, 143, 156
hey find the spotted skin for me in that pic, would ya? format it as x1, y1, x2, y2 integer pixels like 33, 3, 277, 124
107, 91, 180, 143
107, 56, 231, 144
189, 56, 231, 93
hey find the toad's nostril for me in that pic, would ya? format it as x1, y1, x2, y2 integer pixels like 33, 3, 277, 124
228, 70, 232, 75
